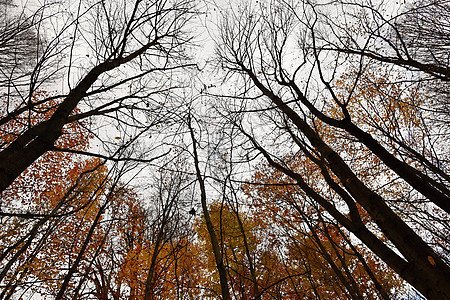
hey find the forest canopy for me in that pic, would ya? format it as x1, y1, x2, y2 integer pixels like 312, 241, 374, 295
0, 0, 449, 299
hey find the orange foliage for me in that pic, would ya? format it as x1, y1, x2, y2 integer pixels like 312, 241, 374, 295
0, 91, 107, 297
1, 91, 92, 209
243, 157, 405, 299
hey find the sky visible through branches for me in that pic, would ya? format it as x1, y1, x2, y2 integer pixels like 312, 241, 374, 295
0, 0, 449, 299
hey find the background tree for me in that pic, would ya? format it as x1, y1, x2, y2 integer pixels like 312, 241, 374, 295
194, 202, 259, 299
0, 0, 42, 89
188, 113, 233, 300
0, 90, 101, 296
244, 162, 404, 299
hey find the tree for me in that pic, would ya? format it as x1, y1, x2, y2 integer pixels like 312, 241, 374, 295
0, 90, 102, 296
0, 1, 198, 296
245, 162, 404, 299
0, 0, 196, 194
188, 114, 233, 300
3, 0, 449, 298
0, 150, 202, 299
321, 0, 450, 81
88, 172, 199, 300
0, 0, 42, 89
213, 0, 450, 298
0, 156, 110, 298
0, 90, 92, 211
194, 202, 259, 299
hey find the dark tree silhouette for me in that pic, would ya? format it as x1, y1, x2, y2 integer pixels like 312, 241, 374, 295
214, 0, 450, 298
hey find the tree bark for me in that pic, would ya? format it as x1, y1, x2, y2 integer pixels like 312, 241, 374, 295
188, 115, 232, 300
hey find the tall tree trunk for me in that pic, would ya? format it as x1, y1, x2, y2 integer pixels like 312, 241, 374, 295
188, 115, 232, 300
